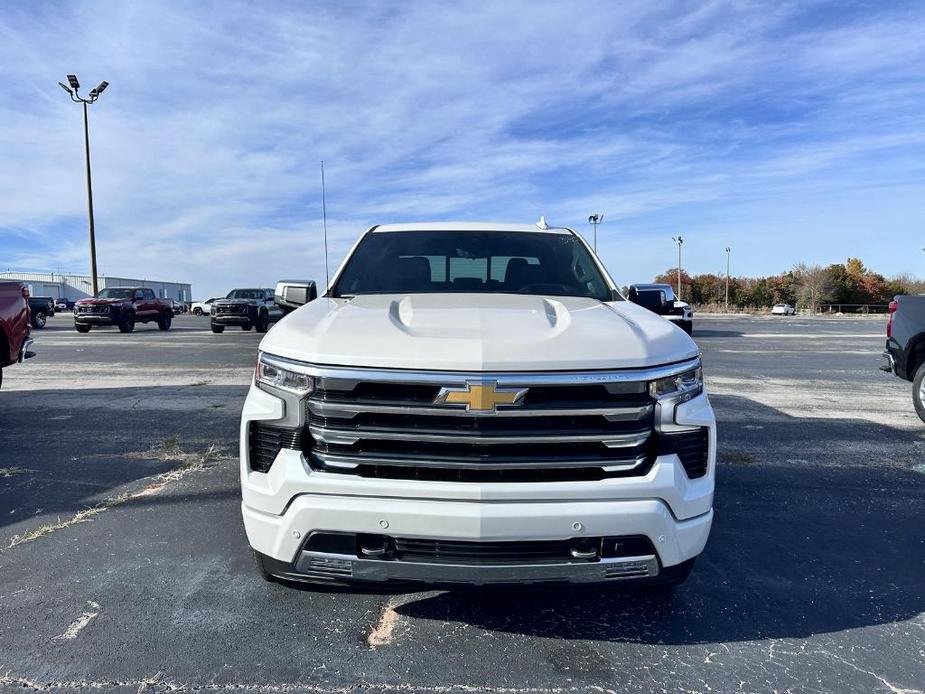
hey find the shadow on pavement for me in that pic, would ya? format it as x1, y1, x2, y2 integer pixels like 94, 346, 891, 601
395, 396, 925, 644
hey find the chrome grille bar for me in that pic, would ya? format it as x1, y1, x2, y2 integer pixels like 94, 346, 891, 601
308, 425, 650, 448
307, 400, 653, 421
312, 450, 649, 471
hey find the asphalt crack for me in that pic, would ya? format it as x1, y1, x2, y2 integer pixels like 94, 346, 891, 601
3, 440, 224, 551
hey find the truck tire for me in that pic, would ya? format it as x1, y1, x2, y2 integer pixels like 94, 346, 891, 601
682, 320, 693, 335
255, 310, 270, 333
75, 324, 91, 333
211, 323, 225, 334
914, 361, 925, 425
31, 311, 47, 329
253, 550, 276, 583
118, 313, 136, 333
157, 311, 172, 331
193, 307, 203, 316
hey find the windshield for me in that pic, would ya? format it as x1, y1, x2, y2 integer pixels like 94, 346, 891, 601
227, 289, 265, 300
332, 231, 612, 300
97, 288, 134, 300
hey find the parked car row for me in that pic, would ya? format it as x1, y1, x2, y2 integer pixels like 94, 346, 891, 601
64, 281, 318, 336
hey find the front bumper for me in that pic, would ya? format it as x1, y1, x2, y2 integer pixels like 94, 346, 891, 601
212, 314, 252, 325
75, 314, 116, 325
243, 496, 712, 585
17, 337, 34, 363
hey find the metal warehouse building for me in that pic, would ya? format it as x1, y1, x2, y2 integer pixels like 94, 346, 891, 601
0, 272, 192, 302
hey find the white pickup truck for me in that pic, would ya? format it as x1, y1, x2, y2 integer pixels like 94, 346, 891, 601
239, 222, 716, 590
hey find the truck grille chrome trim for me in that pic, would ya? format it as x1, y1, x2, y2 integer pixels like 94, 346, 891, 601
308, 424, 650, 448
307, 400, 654, 421
283, 359, 702, 482
311, 450, 649, 471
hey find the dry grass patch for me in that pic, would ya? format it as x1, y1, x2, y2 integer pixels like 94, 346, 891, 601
719, 449, 755, 464
5, 437, 225, 551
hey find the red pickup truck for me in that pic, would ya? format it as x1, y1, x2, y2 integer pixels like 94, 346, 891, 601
74, 287, 173, 333
0, 281, 35, 389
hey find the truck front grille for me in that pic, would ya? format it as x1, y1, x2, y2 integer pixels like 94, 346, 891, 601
215, 305, 247, 315
302, 371, 662, 482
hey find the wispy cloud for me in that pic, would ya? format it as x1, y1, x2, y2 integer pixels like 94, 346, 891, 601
1, 0, 924, 294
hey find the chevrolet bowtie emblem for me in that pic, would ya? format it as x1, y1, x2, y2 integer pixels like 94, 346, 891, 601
434, 381, 528, 412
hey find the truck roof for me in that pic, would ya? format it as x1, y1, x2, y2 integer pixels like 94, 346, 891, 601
371, 222, 574, 235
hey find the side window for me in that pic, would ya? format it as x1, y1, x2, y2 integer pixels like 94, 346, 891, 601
144, 289, 156, 300
134, 290, 145, 301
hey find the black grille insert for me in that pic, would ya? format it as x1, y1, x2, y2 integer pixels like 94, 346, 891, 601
658, 428, 709, 478
248, 422, 301, 473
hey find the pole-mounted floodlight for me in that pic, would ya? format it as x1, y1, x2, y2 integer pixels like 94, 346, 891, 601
725, 246, 731, 313
588, 213, 603, 253
89, 81, 109, 98
671, 236, 684, 299
59, 73, 109, 295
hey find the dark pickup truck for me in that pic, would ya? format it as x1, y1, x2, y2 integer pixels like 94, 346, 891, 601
74, 287, 173, 333
210, 288, 282, 333
28, 296, 56, 329
882, 295, 925, 423
0, 281, 35, 388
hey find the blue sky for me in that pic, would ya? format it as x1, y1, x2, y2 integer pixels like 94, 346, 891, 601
1, 0, 924, 297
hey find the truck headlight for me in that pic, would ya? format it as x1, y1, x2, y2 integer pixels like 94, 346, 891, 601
649, 365, 702, 401
256, 354, 315, 396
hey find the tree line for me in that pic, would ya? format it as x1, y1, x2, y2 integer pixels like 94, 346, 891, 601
652, 258, 924, 311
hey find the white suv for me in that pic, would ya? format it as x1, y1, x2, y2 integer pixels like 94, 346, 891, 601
239, 222, 716, 589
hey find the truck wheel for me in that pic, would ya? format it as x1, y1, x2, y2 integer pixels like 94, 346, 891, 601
255, 310, 270, 333
914, 361, 925, 425
75, 324, 91, 333
193, 307, 203, 316
118, 313, 136, 333
211, 323, 225, 334
682, 320, 693, 335
31, 311, 47, 329
157, 311, 172, 331
253, 550, 276, 583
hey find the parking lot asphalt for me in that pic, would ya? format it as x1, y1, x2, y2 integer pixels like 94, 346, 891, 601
0, 313, 922, 693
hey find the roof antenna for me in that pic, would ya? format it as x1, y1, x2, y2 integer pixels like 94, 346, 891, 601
536, 216, 550, 230
321, 161, 330, 289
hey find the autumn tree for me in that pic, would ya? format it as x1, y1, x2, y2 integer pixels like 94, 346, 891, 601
792, 263, 832, 314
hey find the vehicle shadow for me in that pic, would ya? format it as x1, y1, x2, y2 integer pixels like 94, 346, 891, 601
393, 395, 925, 644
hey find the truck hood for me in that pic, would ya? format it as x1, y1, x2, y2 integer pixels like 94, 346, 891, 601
260, 294, 698, 372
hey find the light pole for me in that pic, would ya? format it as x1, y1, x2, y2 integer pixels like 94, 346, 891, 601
588, 213, 603, 253
59, 74, 109, 296
725, 246, 731, 313
671, 236, 684, 299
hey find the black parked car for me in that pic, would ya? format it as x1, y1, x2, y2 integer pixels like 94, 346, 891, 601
882, 295, 925, 423
28, 296, 56, 329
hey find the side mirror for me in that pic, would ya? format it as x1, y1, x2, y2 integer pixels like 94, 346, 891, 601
274, 279, 317, 314
630, 289, 668, 314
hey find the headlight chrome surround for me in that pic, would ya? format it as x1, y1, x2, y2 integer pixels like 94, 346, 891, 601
649, 365, 703, 402
256, 352, 315, 397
